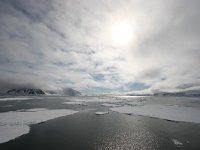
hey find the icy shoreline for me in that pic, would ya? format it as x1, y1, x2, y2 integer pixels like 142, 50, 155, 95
0, 97, 33, 101
111, 104, 200, 123
0, 108, 78, 144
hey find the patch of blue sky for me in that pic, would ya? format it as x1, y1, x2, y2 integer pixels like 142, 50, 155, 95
126, 82, 150, 91
81, 86, 115, 95
91, 73, 104, 81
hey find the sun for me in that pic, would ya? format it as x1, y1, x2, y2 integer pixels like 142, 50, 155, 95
111, 21, 133, 45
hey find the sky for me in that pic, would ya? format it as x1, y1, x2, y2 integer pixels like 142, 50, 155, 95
0, 0, 200, 94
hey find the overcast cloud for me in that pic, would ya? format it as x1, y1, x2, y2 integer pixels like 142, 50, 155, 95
0, 0, 200, 94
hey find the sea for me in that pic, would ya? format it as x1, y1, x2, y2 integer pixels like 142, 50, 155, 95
0, 96, 200, 150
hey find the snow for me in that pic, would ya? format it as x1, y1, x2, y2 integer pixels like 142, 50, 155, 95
0, 125, 30, 144
0, 108, 78, 143
111, 104, 200, 123
95, 111, 109, 115
63, 101, 83, 105
24, 108, 48, 112
101, 103, 121, 107
0, 97, 33, 101
172, 139, 183, 147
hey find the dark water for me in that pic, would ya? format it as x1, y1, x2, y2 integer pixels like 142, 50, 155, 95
0, 96, 200, 150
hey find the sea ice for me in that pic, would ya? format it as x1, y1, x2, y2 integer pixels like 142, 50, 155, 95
95, 111, 109, 115
100, 103, 121, 107
65, 96, 122, 103
111, 104, 200, 123
172, 139, 183, 147
0, 97, 33, 101
125, 101, 144, 106
62, 101, 88, 106
24, 108, 48, 112
0, 108, 78, 143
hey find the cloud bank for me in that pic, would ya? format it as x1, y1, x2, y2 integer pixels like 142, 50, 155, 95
0, 0, 200, 94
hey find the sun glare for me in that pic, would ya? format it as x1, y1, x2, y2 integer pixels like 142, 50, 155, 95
111, 22, 133, 45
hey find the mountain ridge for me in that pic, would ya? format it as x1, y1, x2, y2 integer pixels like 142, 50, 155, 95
3, 88, 81, 96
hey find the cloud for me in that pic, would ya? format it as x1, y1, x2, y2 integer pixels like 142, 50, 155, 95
0, 0, 200, 94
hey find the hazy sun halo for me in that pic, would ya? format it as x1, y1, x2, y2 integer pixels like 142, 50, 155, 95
111, 22, 133, 45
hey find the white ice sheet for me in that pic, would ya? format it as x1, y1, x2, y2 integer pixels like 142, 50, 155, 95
111, 104, 200, 123
0, 108, 78, 143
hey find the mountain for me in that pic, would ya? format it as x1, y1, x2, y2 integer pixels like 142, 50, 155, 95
44, 90, 58, 95
153, 90, 200, 97
60, 88, 81, 96
44, 88, 81, 96
5, 88, 81, 96
127, 93, 152, 96
126, 90, 200, 97
6, 88, 45, 96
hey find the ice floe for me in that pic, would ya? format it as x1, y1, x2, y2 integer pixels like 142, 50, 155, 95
172, 139, 183, 147
111, 104, 200, 123
0, 108, 78, 143
95, 111, 109, 115
24, 108, 48, 112
62, 101, 88, 106
125, 101, 144, 106
64, 96, 123, 103
100, 103, 121, 107
0, 97, 33, 101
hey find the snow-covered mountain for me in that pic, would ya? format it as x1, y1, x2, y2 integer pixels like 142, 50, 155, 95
4, 88, 81, 96
6, 88, 45, 95
44, 88, 81, 96
5, 88, 81, 96
44, 90, 58, 95
126, 90, 200, 97
153, 90, 200, 97
59, 88, 81, 96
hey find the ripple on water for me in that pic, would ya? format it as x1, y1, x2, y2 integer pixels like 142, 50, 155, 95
94, 126, 159, 150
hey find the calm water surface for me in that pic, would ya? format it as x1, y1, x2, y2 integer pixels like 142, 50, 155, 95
0, 96, 200, 150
